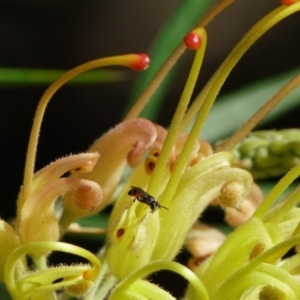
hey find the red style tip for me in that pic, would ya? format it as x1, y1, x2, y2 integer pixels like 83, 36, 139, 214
184, 32, 202, 50
280, 0, 298, 5
130, 53, 150, 71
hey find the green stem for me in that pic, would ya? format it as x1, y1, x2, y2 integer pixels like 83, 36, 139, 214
31, 254, 48, 270
85, 259, 117, 300
95, 274, 117, 300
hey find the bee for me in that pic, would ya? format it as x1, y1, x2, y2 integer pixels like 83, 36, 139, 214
128, 186, 169, 213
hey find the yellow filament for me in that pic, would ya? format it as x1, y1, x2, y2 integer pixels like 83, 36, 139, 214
253, 164, 300, 219
163, 3, 300, 207
181, 4, 300, 131
20, 55, 143, 212
124, 0, 235, 121
147, 28, 207, 196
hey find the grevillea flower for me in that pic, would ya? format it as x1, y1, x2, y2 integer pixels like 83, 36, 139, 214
1, 54, 150, 299
2, 1, 300, 300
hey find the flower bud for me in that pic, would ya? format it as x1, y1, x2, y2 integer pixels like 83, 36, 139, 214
185, 222, 226, 261
106, 203, 160, 279
225, 183, 263, 226
65, 280, 94, 298
218, 180, 246, 209
63, 180, 103, 217
0, 220, 23, 281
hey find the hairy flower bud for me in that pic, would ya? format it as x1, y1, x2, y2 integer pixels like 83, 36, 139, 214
63, 180, 103, 216
106, 201, 160, 279
0, 221, 23, 281
218, 180, 246, 209
65, 280, 94, 298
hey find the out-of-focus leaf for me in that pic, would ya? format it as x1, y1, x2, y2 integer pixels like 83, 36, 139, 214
0, 68, 127, 86
213, 222, 233, 235
65, 213, 109, 244
126, 0, 220, 120
200, 66, 300, 142
0, 283, 11, 300
77, 213, 109, 229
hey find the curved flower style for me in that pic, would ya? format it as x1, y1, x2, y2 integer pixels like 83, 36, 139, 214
2, 1, 300, 300
0, 54, 151, 299
73, 118, 158, 207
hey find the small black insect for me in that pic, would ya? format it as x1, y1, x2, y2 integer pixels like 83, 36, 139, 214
128, 186, 169, 213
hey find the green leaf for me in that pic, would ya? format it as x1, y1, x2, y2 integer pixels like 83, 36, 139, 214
77, 213, 109, 229
65, 213, 109, 244
0, 283, 11, 300
200, 66, 300, 142
126, 0, 220, 120
0, 68, 127, 86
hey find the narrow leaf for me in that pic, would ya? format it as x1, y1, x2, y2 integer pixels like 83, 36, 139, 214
0, 68, 127, 86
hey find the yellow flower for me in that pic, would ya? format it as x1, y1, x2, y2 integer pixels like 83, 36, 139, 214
105, 2, 300, 299
1, 54, 149, 299
2, 1, 300, 299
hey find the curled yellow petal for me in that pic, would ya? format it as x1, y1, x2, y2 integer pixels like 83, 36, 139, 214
0, 220, 23, 281
19, 178, 100, 248
17, 152, 100, 223
78, 118, 157, 209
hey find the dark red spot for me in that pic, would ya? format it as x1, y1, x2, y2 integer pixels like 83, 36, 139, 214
148, 162, 155, 171
184, 32, 202, 50
130, 53, 150, 71
117, 228, 125, 238
153, 151, 159, 157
